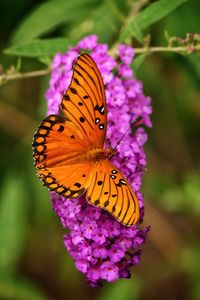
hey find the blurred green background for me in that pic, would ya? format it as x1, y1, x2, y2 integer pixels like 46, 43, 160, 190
0, 0, 199, 299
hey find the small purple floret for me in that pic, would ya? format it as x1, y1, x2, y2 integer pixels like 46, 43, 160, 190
46, 35, 152, 286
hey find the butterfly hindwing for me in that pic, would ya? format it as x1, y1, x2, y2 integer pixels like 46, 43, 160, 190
33, 114, 94, 198
86, 160, 140, 226
37, 162, 94, 198
60, 54, 107, 148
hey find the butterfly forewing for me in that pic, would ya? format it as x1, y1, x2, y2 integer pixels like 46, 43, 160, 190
33, 115, 91, 167
86, 160, 140, 226
60, 54, 107, 148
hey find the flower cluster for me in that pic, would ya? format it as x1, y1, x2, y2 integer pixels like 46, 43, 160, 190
46, 35, 152, 286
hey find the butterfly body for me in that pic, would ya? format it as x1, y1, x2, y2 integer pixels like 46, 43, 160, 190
33, 53, 140, 226
81, 148, 115, 162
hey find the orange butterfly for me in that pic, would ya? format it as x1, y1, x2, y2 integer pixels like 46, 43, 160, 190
33, 53, 139, 226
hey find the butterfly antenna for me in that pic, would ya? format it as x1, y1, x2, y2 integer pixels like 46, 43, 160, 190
110, 117, 144, 156
111, 128, 130, 154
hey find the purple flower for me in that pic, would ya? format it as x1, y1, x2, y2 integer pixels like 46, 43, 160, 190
109, 245, 125, 263
100, 261, 119, 282
77, 34, 98, 50
118, 44, 135, 65
45, 35, 152, 286
118, 64, 133, 78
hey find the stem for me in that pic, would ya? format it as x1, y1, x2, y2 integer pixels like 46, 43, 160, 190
0, 68, 50, 86
109, 43, 200, 57
0, 43, 199, 86
134, 45, 197, 54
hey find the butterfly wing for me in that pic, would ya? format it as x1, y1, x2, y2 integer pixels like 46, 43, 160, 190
33, 114, 94, 198
86, 160, 140, 226
37, 162, 94, 198
60, 53, 107, 148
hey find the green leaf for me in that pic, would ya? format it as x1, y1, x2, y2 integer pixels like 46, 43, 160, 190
132, 53, 149, 70
4, 38, 69, 57
0, 174, 28, 275
11, 0, 100, 44
16, 57, 22, 71
38, 56, 52, 66
0, 276, 48, 300
67, 0, 128, 45
127, 20, 144, 43
120, 0, 188, 42
97, 279, 141, 300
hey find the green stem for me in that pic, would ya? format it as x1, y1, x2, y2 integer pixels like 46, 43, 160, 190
0, 68, 50, 86
109, 43, 200, 56
0, 43, 199, 86
134, 45, 198, 54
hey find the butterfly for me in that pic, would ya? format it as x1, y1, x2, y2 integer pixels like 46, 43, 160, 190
32, 53, 140, 226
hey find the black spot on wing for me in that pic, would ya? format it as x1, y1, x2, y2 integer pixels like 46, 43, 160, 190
70, 87, 77, 94
112, 170, 117, 174
58, 125, 64, 132
104, 200, 109, 207
63, 94, 70, 100
99, 124, 104, 130
73, 77, 80, 85
116, 179, 127, 187
95, 104, 105, 115
79, 117, 85, 123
